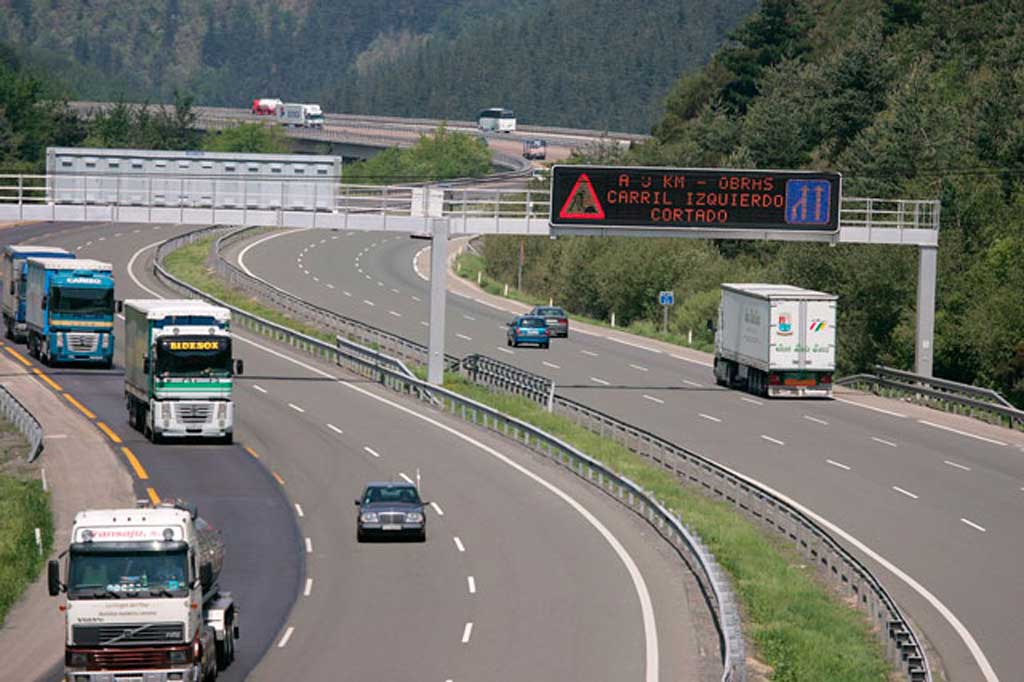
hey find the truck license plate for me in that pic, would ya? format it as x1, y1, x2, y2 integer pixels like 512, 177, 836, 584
784, 378, 817, 386
382, 524, 402, 531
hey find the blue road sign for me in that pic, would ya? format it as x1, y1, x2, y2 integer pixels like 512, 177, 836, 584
785, 179, 832, 225
659, 291, 674, 306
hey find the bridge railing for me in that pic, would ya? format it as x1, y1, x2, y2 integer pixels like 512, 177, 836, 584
0, 385, 45, 463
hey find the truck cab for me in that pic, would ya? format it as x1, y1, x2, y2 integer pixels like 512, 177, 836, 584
1, 245, 74, 341
24, 257, 115, 367
48, 501, 237, 682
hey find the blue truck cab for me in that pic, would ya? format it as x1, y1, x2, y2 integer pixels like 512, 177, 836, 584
1, 245, 75, 341
24, 258, 116, 368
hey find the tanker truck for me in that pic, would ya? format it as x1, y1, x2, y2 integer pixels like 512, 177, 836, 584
48, 499, 239, 682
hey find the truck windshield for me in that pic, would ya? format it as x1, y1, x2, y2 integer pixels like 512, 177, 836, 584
68, 545, 189, 598
156, 336, 232, 377
50, 287, 113, 315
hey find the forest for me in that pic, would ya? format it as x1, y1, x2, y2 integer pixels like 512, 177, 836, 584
481, 0, 1024, 406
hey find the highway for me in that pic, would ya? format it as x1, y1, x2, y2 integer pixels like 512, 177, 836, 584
232, 226, 1024, 682
3, 221, 716, 681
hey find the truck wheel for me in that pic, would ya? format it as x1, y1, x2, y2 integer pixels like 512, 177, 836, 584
3, 319, 11, 341
216, 618, 235, 670
220, 432, 234, 446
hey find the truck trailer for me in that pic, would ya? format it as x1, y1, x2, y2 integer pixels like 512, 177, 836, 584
279, 102, 324, 128
48, 500, 239, 682
24, 257, 115, 367
1, 245, 74, 341
713, 283, 837, 398
251, 97, 283, 115
124, 299, 243, 443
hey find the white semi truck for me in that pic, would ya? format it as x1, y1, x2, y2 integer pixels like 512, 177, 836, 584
279, 102, 324, 128
123, 299, 243, 443
48, 500, 238, 682
713, 283, 837, 398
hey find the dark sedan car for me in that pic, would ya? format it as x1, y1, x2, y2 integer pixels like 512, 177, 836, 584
530, 306, 569, 338
355, 482, 427, 542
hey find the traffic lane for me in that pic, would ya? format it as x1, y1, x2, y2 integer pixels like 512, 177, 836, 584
223, 347, 692, 682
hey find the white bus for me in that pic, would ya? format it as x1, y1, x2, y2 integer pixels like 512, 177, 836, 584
478, 108, 516, 133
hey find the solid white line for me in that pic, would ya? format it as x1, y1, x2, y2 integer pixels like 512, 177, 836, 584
590, 377, 610, 385
456, 333, 473, 341
699, 413, 721, 423
327, 423, 343, 435
741, 397, 764, 406
892, 486, 919, 500
682, 379, 703, 387
761, 435, 785, 446
277, 626, 294, 648
835, 397, 907, 418
288, 403, 305, 413
388, 310, 402, 317
363, 446, 381, 458
467, 576, 476, 594
294, 503, 304, 517
629, 364, 649, 372
920, 420, 1007, 447
803, 415, 829, 426
961, 518, 987, 533
497, 347, 514, 355
128, 242, 660, 682
581, 350, 598, 357
363, 299, 375, 306
431, 502, 444, 516
872, 437, 898, 448
642, 394, 664, 404
542, 361, 561, 369
461, 622, 473, 644
826, 459, 851, 471
399, 472, 414, 484
253, 384, 268, 394
304, 578, 313, 596
304, 537, 312, 553
944, 460, 972, 472
453, 536, 465, 552
462, 314, 476, 321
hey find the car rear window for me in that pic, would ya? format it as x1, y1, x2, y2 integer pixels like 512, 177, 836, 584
536, 308, 565, 317
518, 318, 546, 328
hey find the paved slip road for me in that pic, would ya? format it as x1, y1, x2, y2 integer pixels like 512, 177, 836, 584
236, 227, 1024, 682
7, 220, 716, 682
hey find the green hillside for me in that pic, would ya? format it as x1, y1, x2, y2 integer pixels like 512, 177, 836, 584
482, 0, 1024, 404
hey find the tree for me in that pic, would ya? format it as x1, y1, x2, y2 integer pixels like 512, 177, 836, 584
202, 123, 290, 153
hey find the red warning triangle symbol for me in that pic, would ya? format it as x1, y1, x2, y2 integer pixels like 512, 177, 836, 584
558, 173, 605, 220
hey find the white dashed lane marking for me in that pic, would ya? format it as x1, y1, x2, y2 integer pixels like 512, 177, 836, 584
542, 361, 560, 369
761, 435, 784, 446
327, 423, 343, 435
277, 626, 294, 648
590, 377, 610, 385
826, 459, 851, 471
363, 446, 381, 458
699, 413, 721, 423
803, 415, 828, 426
961, 518, 987, 533
467, 576, 476, 594
453, 536, 465, 552
294, 504, 304, 517
461, 622, 473, 644
893, 486, 919, 500
872, 437, 898, 448
252, 385, 268, 394
642, 394, 664, 404
288, 403, 305, 413
944, 460, 972, 472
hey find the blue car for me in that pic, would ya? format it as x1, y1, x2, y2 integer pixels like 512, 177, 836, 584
506, 315, 549, 348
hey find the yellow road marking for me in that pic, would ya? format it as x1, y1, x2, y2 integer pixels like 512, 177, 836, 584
120, 446, 149, 480
63, 393, 96, 420
245, 446, 260, 459
5, 346, 32, 366
97, 421, 122, 444
32, 368, 63, 391
147, 487, 161, 505
272, 471, 285, 486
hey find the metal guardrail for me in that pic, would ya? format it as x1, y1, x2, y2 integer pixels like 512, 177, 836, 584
838, 366, 1024, 431
462, 354, 555, 409
154, 225, 745, 682
0, 384, 45, 462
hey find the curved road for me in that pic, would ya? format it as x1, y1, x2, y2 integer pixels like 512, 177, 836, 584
236, 227, 1024, 682
4, 221, 715, 682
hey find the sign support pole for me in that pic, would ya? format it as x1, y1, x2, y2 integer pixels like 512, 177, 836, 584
662, 304, 668, 334
427, 218, 449, 385
915, 244, 937, 377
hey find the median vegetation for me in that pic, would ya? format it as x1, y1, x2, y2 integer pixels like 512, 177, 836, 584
173, 234, 892, 681
343, 124, 492, 184
0, 418, 52, 626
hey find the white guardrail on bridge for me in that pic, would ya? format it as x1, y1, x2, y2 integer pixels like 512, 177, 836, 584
0, 384, 45, 462
200, 223, 933, 682
154, 224, 747, 682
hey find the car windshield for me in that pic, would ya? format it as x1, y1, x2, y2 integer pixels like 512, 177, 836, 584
50, 287, 113, 315
364, 486, 420, 505
68, 545, 189, 598
517, 317, 546, 328
155, 336, 232, 378
534, 308, 565, 317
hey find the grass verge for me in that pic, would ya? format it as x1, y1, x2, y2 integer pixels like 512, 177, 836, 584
178, 235, 892, 680
453, 251, 713, 352
0, 419, 53, 625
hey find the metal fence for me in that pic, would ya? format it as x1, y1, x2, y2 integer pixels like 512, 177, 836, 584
0, 384, 44, 462
153, 225, 745, 682
838, 365, 1024, 431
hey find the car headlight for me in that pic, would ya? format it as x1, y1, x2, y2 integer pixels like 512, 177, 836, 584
405, 512, 424, 523
168, 648, 191, 664
56, 334, 64, 348
360, 512, 379, 523
66, 651, 89, 667
161, 402, 172, 420
217, 402, 227, 419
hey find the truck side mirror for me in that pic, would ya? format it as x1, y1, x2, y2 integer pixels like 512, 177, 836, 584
200, 563, 213, 592
142, 357, 150, 373
40, 296, 47, 310
8, 282, 13, 295
47, 560, 61, 596
234, 359, 244, 376
115, 300, 124, 314
354, 499, 361, 506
